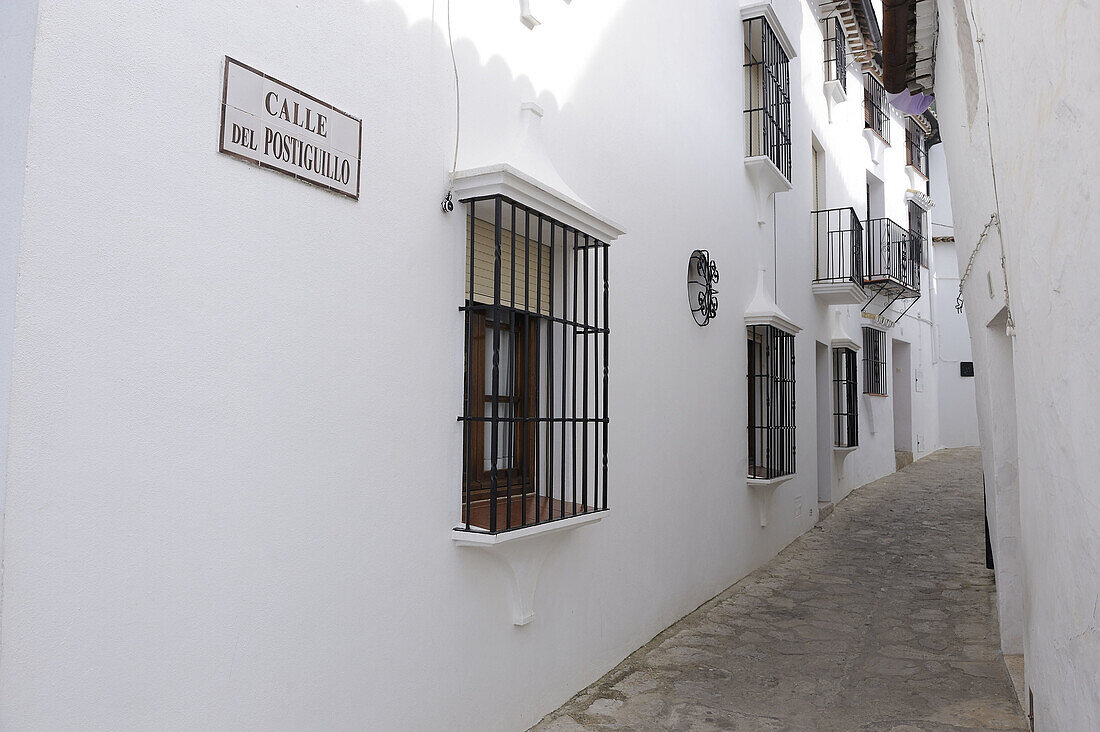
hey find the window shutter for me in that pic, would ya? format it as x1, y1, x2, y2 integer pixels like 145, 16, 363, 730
467, 312, 486, 481
465, 215, 551, 315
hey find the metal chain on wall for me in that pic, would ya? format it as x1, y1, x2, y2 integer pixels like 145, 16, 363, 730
955, 212, 997, 312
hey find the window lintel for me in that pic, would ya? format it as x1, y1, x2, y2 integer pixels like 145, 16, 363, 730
740, 3, 798, 60
452, 164, 624, 243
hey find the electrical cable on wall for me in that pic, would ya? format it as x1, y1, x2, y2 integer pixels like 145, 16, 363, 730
958, 0, 1014, 330
773, 195, 778, 304
441, 0, 460, 213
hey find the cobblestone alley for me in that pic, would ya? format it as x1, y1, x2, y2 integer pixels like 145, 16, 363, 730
533, 448, 1028, 731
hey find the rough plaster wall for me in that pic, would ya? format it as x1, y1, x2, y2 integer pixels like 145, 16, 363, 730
0, 0, 965, 728
935, 0, 1100, 726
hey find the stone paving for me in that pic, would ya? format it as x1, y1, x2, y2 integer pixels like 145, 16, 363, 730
532, 448, 1027, 731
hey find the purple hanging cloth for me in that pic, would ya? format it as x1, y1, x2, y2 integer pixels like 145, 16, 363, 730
887, 89, 934, 115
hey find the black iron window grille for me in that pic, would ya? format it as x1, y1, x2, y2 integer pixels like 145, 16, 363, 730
908, 200, 928, 268
459, 195, 609, 534
823, 17, 847, 91
832, 347, 859, 447
863, 73, 890, 143
744, 15, 792, 181
905, 118, 928, 178
747, 325, 796, 479
812, 207, 864, 285
862, 327, 888, 396
864, 217, 920, 292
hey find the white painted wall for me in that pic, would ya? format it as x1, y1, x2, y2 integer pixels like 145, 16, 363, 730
928, 144, 979, 449
0, 0, 40, 609
0, 0, 978, 728
934, 0, 1100, 728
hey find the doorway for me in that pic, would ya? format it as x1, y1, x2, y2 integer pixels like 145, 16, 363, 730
892, 339, 912, 454
816, 341, 832, 503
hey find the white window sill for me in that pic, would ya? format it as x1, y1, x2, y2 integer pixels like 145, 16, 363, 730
747, 474, 796, 489
452, 510, 606, 546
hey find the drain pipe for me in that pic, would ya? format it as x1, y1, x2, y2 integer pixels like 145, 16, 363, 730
882, 0, 912, 93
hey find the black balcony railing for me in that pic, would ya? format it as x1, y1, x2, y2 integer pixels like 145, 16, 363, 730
823, 17, 846, 91
864, 73, 889, 143
910, 230, 927, 275
906, 118, 928, 177
812, 208, 863, 285
864, 217, 919, 292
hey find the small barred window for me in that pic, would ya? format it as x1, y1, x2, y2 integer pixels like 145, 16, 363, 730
747, 325, 796, 479
744, 15, 792, 181
864, 73, 889, 143
863, 328, 888, 396
823, 17, 846, 92
906, 118, 928, 177
459, 195, 609, 534
833, 347, 859, 447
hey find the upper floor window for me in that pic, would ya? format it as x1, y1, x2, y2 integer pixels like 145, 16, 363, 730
862, 327, 888, 396
744, 15, 791, 181
863, 73, 889, 144
460, 195, 609, 534
908, 200, 928, 268
822, 17, 847, 92
906, 118, 928, 177
832, 347, 859, 447
747, 324, 796, 479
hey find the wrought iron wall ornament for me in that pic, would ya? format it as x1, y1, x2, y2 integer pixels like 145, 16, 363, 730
687, 250, 720, 326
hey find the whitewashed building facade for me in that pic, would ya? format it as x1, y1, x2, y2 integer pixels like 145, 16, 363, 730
0, 0, 977, 728
929, 0, 1100, 728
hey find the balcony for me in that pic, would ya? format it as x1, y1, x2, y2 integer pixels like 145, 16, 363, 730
862, 218, 921, 324
811, 208, 865, 305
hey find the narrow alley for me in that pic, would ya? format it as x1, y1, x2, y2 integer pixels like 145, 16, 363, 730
533, 449, 1028, 731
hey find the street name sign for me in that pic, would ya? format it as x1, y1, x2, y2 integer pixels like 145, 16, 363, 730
219, 57, 362, 199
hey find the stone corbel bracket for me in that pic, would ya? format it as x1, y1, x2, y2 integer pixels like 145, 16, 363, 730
823, 78, 847, 123
863, 127, 886, 165
744, 156, 793, 225
519, 0, 541, 29
520, 0, 573, 29
747, 474, 796, 526
453, 512, 605, 625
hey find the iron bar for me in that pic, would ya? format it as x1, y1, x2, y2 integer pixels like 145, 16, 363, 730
862, 327, 888, 396
457, 195, 610, 534
832, 347, 858, 447
748, 324, 796, 479
823, 16, 847, 91
812, 208, 864, 285
744, 16, 792, 180
864, 73, 889, 143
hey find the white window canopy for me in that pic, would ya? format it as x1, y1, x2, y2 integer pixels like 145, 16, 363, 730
744, 266, 801, 335
449, 102, 625, 243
